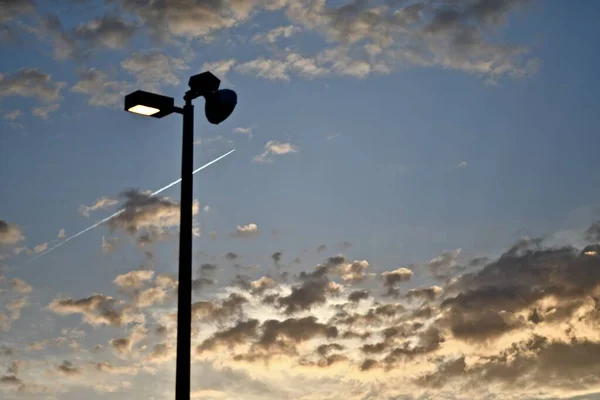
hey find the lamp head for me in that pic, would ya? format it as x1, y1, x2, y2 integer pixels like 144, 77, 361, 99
204, 89, 237, 125
124, 90, 174, 118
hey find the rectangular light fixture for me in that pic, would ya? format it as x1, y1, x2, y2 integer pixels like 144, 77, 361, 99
128, 104, 160, 116
124, 90, 175, 118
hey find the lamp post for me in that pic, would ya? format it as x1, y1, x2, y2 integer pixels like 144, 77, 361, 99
124, 72, 237, 400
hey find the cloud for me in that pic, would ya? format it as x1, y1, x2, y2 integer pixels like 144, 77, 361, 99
283, 0, 537, 83
236, 52, 329, 81
40, 14, 137, 60
3, 110, 21, 121
253, 141, 298, 163
406, 286, 443, 302
381, 267, 413, 286
202, 59, 237, 80
231, 223, 259, 238
114, 0, 287, 41
121, 49, 188, 91
271, 251, 282, 265
56, 360, 81, 376
326, 133, 341, 141
109, 337, 132, 356
107, 189, 199, 245
348, 289, 370, 303
199, 263, 218, 276
146, 343, 174, 364
0, 0, 34, 24
316, 244, 327, 253
102, 236, 119, 253
32, 242, 48, 254
337, 260, 371, 283
192, 277, 216, 293
233, 126, 253, 137
197, 319, 260, 353
79, 196, 118, 217
71, 68, 130, 107
6, 297, 28, 321
72, 15, 137, 50
10, 278, 32, 294
0, 220, 24, 245
458, 161, 468, 168
585, 221, 600, 242
277, 273, 339, 314
114, 270, 155, 290
48, 294, 142, 327
0, 68, 65, 102
426, 249, 462, 280
252, 25, 301, 43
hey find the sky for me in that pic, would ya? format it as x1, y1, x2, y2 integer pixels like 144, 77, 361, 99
2, 0, 600, 398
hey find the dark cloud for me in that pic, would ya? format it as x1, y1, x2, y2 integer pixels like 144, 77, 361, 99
0, 68, 64, 102
360, 359, 379, 371
197, 319, 260, 353
109, 190, 193, 233
585, 221, 600, 242
192, 277, 215, 293
0, 345, 13, 356
121, 49, 187, 91
426, 249, 462, 280
0, 0, 34, 23
192, 293, 248, 323
56, 360, 81, 376
146, 343, 174, 364
71, 68, 130, 107
0, 375, 21, 385
316, 244, 327, 253
270, 0, 536, 82
73, 15, 137, 49
406, 286, 443, 302
271, 251, 283, 265
106, 190, 199, 245
316, 343, 344, 356
48, 294, 140, 327
258, 316, 338, 348
224, 252, 239, 261
277, 273, 339, 314
348, 290, 370, 303
115, 0, 285, 41
381, 267, 413, 287
109, 337, 131, 356
199, 263, 218, 276
41, 14, 137, 60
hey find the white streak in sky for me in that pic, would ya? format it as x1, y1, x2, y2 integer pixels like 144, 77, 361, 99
29, 149, 235, 262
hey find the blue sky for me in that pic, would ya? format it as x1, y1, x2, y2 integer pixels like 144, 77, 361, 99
2, 0, 600, 399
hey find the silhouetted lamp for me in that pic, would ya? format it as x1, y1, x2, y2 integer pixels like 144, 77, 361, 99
124, 90, 175, 118
123, 72, 237, 400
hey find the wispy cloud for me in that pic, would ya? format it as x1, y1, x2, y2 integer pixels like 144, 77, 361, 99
253, 141, 298, 163
78, 197, 118, 217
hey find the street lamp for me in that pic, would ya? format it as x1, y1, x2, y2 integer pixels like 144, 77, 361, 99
124, 72, 237, 400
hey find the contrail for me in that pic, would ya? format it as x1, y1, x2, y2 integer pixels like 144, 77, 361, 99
29, 149, 235, 263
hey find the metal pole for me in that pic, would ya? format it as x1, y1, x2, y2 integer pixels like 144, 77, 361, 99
175, 99, 194, 400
